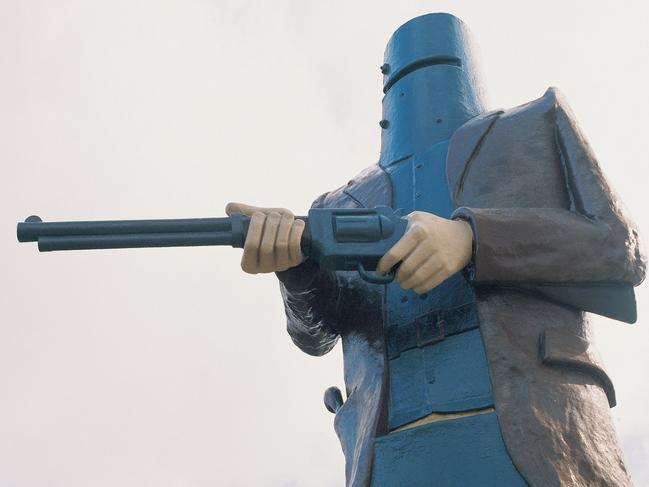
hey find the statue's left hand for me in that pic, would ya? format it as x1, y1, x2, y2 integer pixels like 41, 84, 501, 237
376, 211, 474, 293
225, 202, 304, 274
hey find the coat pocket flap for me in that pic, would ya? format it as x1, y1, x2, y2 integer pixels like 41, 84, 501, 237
540, 329, 616, 407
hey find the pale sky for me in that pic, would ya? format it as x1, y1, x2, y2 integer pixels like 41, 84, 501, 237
2, 1, 648, 486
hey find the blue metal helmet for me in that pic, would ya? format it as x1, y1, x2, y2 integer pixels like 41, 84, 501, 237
379, 13, 487, 164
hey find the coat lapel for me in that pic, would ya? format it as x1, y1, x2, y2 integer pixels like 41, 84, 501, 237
340, 111, 503, 209
447, 110, 503, 204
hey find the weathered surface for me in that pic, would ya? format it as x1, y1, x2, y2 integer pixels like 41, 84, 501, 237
278, 87, 644, 486
449, 87, 644, 486
371, 412, 526, 487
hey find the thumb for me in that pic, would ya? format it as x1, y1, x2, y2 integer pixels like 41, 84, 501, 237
225, 202, 294, 217
225, 202, 259, 217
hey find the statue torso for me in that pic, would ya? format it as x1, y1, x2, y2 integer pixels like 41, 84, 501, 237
380, 139, 494, 430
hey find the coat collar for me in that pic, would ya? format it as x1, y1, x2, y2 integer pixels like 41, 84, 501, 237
447, 109, 503, 204
341, 109, 503, 211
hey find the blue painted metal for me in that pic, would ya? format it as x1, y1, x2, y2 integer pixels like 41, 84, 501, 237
324, 386, 344, 414
371, 412, 527, 487
379, 13, 486, 165
308, 207, 407, 278
387, 329, 494, 429
372, 13, 526, 486
382, 139, 494, 431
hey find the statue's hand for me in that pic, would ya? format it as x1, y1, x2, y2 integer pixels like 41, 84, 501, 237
376, 211, 473, 293
225, 202, 305, 274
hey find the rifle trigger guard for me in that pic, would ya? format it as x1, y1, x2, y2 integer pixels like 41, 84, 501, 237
357, 262, 396, 284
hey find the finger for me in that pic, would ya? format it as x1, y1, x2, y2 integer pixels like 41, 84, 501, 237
258, 211, 282, 272
241, 211, 266, 273
395, 242, 435, 284
377, 231, 420, 275
288, 219, 305, 266
400, 258, 442, 290
226, 202, 293, 217
412, 268, 448, 294
274, 213, 294, 271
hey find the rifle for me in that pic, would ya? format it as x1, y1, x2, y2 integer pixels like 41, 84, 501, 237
17, 206, 406, 284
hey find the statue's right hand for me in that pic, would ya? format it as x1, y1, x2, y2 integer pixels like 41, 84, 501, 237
225, 202, 305, 274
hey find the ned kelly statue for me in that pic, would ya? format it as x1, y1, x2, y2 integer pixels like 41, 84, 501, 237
225, 13, 646, 487
18, 12, 646, 487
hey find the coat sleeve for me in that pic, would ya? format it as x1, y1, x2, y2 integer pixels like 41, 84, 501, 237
275, 193, 344, 356
452, 89, 646, 322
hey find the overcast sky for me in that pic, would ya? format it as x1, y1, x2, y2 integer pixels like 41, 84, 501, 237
2, 1, 648, 486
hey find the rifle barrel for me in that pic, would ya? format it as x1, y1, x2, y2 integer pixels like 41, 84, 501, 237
17, 215, 251, 251
17, 217, 234, 242
37, 232, 236, 251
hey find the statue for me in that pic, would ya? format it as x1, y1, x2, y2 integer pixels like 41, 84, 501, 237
16, 12, 646, 487
226, 13, 646, 487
